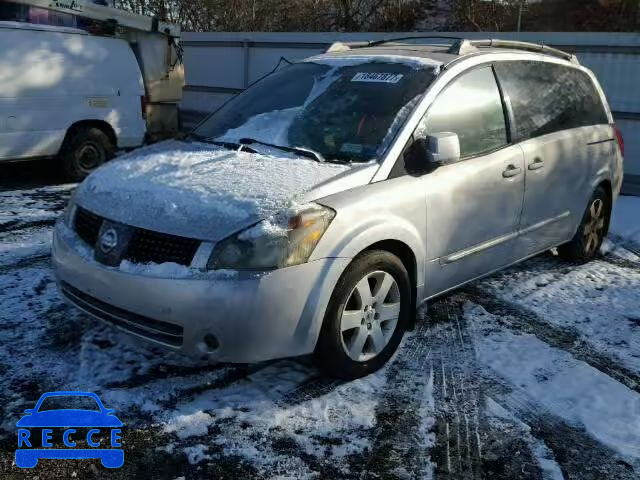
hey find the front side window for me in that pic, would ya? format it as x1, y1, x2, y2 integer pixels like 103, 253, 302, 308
418, 66, 508, 158
194, 59, 437, 163
494, 61, 609, 141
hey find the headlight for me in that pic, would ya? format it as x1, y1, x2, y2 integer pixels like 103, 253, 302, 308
207, 204, 335, 270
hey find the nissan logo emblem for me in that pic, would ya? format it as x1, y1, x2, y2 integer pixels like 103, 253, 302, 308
99, 228, 118, 253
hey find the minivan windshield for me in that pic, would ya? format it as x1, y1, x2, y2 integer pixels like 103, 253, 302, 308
194, 58, 437, 163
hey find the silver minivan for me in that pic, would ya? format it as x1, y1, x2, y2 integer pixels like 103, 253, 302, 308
53, 38, 624, 379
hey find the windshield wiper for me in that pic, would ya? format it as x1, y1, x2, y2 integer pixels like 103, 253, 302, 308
188, 134, 251, 152
238, 138, 326, 163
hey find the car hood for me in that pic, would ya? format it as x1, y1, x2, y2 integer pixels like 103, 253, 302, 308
75, 140, 378, 241
16, 410, 123, 427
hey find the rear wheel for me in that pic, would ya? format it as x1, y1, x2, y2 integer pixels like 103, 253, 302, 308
315, 250, 411, 379
60, 126, 114, 181
559, 186, 610, 262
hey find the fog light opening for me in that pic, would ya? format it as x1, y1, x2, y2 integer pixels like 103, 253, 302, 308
203, 333, 219, 352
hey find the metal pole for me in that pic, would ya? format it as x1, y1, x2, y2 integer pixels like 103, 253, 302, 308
516, 0, 524, 32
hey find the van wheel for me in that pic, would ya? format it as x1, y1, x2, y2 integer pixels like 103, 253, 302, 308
559, 186, 610, 262
60, 127, 114, 181
315, 250, 411, 379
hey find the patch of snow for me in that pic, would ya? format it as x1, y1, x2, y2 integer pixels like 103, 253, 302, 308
158, 361, 385, 473
481, 258, 640, 376
0, 227, 51, 266
237, 218, 287, 241
183, 444, 212, 464
166, 411, 214, 439
75, 140, 351, 242
118, 259, 193, 278
217, 107, 300, 146
466, 303, 640, 459
600, 237, 639, 260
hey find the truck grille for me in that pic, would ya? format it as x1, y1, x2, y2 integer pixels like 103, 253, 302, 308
60, 281, 184, 347
73, 207, 200, 266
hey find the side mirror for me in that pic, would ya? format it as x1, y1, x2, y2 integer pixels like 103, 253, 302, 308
24, 409, 34, 414
426, 132, 460, 165
105, 409, 115, 415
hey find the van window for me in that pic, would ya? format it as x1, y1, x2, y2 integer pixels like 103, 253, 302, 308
418, 66, 508, 158
494, 61, 608, 141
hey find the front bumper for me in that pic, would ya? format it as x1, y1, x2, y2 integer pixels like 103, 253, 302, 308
52, 221, 350, 363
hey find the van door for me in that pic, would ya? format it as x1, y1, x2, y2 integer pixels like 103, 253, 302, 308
494, 61, 610, 254
416, 66, 526, 297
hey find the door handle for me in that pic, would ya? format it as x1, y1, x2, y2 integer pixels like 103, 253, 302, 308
528, 158, 544, 171
502, 164, 522, 178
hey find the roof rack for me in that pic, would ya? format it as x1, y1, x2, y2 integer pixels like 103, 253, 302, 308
326, 36, 463, 53
450, 39, 579, 64
325, 36, 579, 65
368, 36, 465, 47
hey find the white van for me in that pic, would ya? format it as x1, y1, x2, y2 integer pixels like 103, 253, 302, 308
0, 21, 146, 179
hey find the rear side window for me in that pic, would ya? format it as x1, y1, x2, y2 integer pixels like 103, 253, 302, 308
420, 66, 508, 158
494, 61, 608, 141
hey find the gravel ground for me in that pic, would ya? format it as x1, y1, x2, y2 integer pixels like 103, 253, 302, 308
1, 166, 639, 480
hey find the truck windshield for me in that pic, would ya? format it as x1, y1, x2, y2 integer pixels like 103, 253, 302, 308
194, 59, 437, 163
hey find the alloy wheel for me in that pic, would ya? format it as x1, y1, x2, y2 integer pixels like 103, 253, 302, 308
583, 198, 605, 255
339, 270, 401, 362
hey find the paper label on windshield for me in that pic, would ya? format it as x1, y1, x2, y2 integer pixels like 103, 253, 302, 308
351, 72, 403, 84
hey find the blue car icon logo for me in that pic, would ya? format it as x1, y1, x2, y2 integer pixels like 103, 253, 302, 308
15, 391, 123, 468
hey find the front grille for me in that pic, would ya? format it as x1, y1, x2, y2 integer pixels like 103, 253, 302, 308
60, 281, 184, 347
127, 229, 201, 266
74, 207, 102, 246
73, 207, 200, 266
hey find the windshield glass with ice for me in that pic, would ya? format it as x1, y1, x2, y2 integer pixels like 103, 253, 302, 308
194, 57, 438, 162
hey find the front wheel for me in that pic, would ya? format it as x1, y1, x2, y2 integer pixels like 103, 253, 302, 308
559, 186, 610, 262
315, 250, 411, 379
60, 127, 114, 181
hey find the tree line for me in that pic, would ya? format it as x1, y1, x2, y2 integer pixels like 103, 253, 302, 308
114, 0, 639, 32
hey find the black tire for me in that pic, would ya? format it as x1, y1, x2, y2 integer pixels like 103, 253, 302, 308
315, 250, 412, 379
558, 186, 610, 262
60, 127, 114, 181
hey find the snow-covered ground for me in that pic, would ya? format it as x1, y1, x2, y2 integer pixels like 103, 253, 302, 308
0, 181, 639, 479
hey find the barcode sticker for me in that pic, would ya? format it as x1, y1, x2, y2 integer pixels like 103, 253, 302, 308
351, 72, 404, 84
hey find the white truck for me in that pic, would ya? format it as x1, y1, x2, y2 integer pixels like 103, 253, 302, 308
0, 0, 184, 180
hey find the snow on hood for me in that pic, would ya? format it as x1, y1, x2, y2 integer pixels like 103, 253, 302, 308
74, 140, 357, 241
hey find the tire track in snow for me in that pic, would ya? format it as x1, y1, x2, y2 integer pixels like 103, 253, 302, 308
427, 296, 549, 480
0, 217, 56, 234
434, 292, 639, 480
427, 297, 485, 480
360, 319, 435, 479
479, 377, 639, 480
463, 287, 640, 395
462, 302, 640, 480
